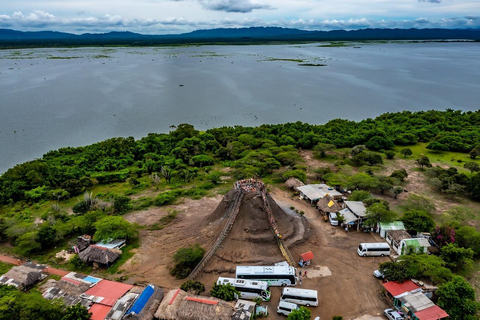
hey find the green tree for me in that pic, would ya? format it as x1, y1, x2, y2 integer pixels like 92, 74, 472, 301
210, 283, 239, 302
400, 210, 435, 234
93, 216, 138, 242
390, 169, 408, 182
112, 195, 131, 214
73, 200, 90, 215
170, 244, 205, 279
314, 166, 333, 181
348, 190, 372, 201
400, 148, 413, 158
347, 173, 379, 191
15, 231, 41, 255
181, 280, 205, 295
464, 161, 480, 173
415, 155, 432, 169
287, 306, 311, 320
384, 150, 395, 159
62, 304, 92, 320
393, 186, 403, 199
440, 243, 474, 270
437, 276, 480, 320
313, 143, 335, 158
364, 202, 397, 226
332, 317, 344, 320
377, 175, 394, 194
469, 145, 480, 159
426, 141, 449, 151
365, 136, 394, 151
379, 261, 409, 283
38, 223, 58, 250
400, 254, 452, 284
455, 226, 480, 256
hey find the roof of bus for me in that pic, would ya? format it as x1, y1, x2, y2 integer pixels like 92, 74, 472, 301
359, 242, 390, 247
236, 265, 295, 273
282, 288, 318, 296
217, 277, 269, 288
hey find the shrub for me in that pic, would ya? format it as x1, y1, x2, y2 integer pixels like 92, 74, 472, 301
73, 201, 90, 215
210, 283, 239, 302
154, 190, 181, 206
348, 190, 372, 201
170, 244, 205, 279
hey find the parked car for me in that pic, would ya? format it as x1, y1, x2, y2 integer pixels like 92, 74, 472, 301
373, 269, 385, 279
277, 301, 299, 316
329, 212, 339, 226
384, 308, 404, 320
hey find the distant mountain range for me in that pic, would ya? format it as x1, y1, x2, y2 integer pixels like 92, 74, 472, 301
1, 27, 479, 46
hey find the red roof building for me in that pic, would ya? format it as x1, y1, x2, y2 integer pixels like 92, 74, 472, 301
89, 304, 112, 320
382, 280, 421, 298
300, 251, 314, 262
84, 279, 133, 306
415, 305, 449, 320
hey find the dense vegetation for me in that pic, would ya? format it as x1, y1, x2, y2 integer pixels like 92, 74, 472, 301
0, 109, 480, 318
0, 285, 91, 320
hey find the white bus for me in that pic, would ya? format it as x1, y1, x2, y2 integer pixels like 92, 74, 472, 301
236, 265, 298, 286
280, 288, 318, 307
217, 277, 271, 301
357, 242, 391, 257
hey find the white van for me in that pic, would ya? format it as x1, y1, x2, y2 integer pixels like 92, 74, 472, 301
329, 212, 339, 226
281, 288, 318, 307
277, 301, 299, 316
357, 243, 391, 257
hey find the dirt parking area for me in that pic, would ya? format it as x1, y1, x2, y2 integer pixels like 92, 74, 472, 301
267, 188, 390, 320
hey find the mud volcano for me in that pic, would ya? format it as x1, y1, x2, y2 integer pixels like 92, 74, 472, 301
197, 181, 309, 277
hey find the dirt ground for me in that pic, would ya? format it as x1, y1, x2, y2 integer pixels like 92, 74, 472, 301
121, 184, 390, 319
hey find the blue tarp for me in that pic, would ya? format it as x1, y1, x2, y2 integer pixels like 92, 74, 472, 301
126, 284, 155, 315
83, 276, 101, 284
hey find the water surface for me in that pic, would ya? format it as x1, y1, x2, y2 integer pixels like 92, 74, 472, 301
1, 42, 479, 173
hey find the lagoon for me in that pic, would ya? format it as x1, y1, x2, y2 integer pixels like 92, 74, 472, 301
0, 42, 479, 173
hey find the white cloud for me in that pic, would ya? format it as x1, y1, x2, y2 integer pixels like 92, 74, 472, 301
1, 8, 480, 34
199, 0, 274, 13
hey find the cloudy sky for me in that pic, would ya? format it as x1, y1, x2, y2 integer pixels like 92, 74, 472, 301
1, 0, 479, 34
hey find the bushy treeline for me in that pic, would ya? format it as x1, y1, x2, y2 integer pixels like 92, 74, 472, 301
0, 285, 91, 320
1, 109, 479, 206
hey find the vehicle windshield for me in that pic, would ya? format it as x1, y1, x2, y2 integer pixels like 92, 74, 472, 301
358, 245, 363, 251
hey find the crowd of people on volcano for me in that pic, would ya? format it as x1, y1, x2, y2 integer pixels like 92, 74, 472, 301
235, 179, 280, 237
235, 178, 266, 193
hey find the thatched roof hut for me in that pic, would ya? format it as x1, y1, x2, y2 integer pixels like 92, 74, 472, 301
79, 245, 119, 266
285, 177, 304, 190
0, 264, 46, 290
77, 235, 91, 251
124, 285, 164, 320
154, 289, 234, 320
316, 195, 342, 214
155, 289, 188, 320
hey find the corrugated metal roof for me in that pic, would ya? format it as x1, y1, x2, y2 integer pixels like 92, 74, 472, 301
415, 305, 449, 320
379, 221, 405, 231
90, 303, 112, 320
382, 280, 420, 298
399, 291, 435, 312
126, 284, 155, 315
83, 280, 133, 307
339, 208, 358, 224
345, 201, 367, 217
